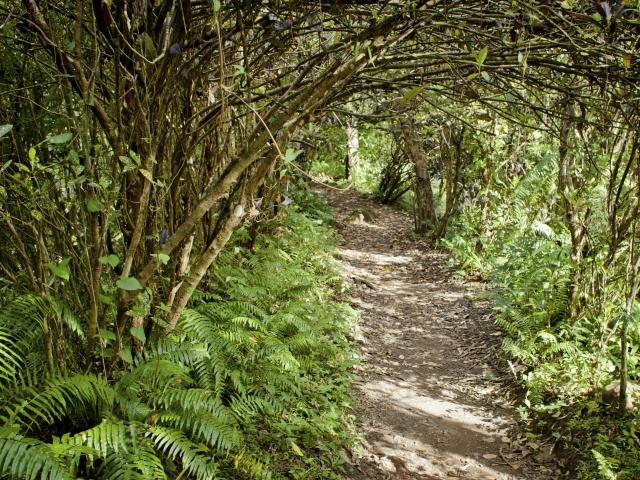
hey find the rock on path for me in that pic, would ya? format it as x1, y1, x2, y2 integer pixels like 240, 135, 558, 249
318, 187, 558, 480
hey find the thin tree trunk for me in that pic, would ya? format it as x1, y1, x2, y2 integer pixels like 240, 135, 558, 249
345, 121, 359, 181
400, 120, 436, 234
558, 102, 586, 318
164, 152, 280, 333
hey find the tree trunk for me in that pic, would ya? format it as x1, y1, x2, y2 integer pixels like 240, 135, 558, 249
557, 103, 587, 319
433, 124, 466, 239
400, 120, 437, 235
345, 121, 360, 181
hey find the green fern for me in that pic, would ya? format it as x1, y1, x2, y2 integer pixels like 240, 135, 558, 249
1, 374, 114, 429
100, 438, 167, 480
0, 426, 71, 480
0, 197, 355, 479
147, 426, 219, 480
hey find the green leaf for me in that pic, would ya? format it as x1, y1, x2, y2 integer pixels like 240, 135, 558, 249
97, 329, 116, 341
130, 153, 141, 166
119, 155, 137, 173
128, 305, 147, 317
139, 168, 153, 182
0, 124, 13, 138
400, 86, 425, 105
143, 34, 157, 58
46, 132, 73, 144
476, 46, 488, 65
213, 0, 221, 12
116, 276, 143, 291
151, 253, 170, 265
98, 294, 114, 305
290, 441, 304, 457
282, 148, 301, 164
46, 257, 71, 281
28, 147, 37, 162
130, 326, 146, 344
86, 197, 103, 213
118, 348, 133, 364
157, 303, 171, 312
99, 255, 120, 268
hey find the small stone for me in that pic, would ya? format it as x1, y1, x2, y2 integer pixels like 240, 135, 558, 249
482, 454, 498, 460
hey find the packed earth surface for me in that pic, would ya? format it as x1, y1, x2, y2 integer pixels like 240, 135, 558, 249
318, 187, 561, 480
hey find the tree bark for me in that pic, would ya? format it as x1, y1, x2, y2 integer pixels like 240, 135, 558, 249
557, 102, 587, 318
400, 120, 437, 235
345, 121, 360, 181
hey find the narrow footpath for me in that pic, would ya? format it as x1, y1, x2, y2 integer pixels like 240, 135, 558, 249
319, 187, 560, 480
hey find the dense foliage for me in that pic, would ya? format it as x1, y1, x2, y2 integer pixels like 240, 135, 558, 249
3, 0, 640, 478
442, 122, 640, 478
0, 189, 357, 479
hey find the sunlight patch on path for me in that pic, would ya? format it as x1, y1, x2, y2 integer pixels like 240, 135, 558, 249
339, 248, 411, 266
366, 380, 504, 434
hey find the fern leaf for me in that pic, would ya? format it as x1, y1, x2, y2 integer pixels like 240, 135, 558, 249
148, 426, 220, 480
0, 426, 71, 480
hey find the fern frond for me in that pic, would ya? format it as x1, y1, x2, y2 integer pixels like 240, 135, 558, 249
0, 426, 71, 480
230, 316, 265, 332
229, 394, 278, 420
233, 450, 272, 480
277, 283, 315, 301
180, 309, 218, 340
118, 360, 193, 392
156, 410, 240, 452
543, 341, 577, 357
142, 339, 209, 366
158, 389, 232, 423
0, 327, 22, 383
148, 426, 220, 480
50, 299, 85, 340
272, 312, 313, 335
101, 438, 167, 480
2, 374, 114, 429
57, 418, 129, 458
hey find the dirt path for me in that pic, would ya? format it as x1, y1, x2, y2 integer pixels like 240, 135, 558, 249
319, 187, 559, 480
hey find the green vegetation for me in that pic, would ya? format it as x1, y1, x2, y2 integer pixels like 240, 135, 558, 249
310, 84, 640, 480
2, 0, 640, 478
0, 188, 357, 479
442, 126, 640, 477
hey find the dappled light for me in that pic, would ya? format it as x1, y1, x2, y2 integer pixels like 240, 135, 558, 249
324, 187, 559, 479
2, 0, 640, 478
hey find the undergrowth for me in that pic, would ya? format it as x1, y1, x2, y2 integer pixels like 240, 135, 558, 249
443, 155, 640, 479
0, 189, 357, 479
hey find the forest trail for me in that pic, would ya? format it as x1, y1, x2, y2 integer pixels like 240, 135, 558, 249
319, 187, 559, 480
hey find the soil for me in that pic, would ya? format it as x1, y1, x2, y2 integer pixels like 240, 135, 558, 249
318, 186, 561, 480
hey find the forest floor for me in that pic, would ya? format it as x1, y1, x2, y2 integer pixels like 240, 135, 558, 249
319, 186, 561, 480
